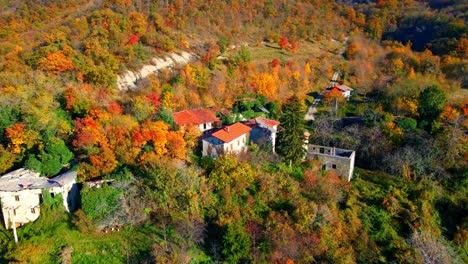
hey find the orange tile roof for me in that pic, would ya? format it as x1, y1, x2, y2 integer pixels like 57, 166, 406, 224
255, 117, 280, 127
173, 109, 219, 127
336, 84, 353, 92
211, 122, 252, 143
328, 87, 342, 93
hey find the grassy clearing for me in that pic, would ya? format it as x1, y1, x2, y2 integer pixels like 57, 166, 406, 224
448, 88, 468, 104
225, 39, 346, 65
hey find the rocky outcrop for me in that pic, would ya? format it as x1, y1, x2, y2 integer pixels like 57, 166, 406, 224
117, 51, 198, 92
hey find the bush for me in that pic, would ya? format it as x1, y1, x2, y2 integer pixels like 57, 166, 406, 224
396, 117, 417, 131
81, 184, 122, 222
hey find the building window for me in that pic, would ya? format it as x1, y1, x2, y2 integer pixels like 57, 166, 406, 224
320, 148, 325, 154
31, 208, 36, 214
15, 195, 19, 201
332, 164, 337, 169
13, 209, 16, 216
238, 140, 240, 146
203, 124, 207, 130
321, 164, 326, 170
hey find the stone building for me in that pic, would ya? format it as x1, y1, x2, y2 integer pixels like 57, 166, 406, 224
0, 169, 78, 233
307, 145, 356, 181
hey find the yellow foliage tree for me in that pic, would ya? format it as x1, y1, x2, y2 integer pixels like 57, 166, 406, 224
249, 72, 277, 101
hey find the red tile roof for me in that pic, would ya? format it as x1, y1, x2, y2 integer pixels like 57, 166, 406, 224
173, 109, 219, 127
326, 87, 343, 94
336, 84, 353, 92
255, 117, 280, 127
211, 122, 252, 143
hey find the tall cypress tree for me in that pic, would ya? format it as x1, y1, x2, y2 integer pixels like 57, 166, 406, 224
277, 95, 306, 165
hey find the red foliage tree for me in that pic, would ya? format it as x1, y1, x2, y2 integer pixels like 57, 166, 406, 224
279, 37, 289, 50
128, 34, 139, 45
106, 101, 123, 115
271, 58, 280, 68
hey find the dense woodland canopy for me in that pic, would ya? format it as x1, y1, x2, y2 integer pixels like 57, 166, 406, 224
0, 0, 466, 263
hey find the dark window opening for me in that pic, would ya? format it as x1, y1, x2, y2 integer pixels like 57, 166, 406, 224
321, 164, 326, 170
332, 164, 337, 169
14, 196, 19, 201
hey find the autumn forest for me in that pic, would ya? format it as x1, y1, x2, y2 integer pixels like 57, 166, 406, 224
0, 0, 466, 263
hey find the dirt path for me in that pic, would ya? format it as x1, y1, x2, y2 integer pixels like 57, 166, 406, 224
304, 71, 340, 121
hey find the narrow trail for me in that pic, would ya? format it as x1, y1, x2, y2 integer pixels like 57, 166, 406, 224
304, 71, 340, 121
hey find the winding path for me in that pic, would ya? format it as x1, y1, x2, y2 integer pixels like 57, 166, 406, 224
304, 71, 340, 121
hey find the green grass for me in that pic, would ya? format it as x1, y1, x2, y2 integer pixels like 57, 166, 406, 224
225, 39, 345, 65
448, 88, 468, 104
2, 195, 154, 263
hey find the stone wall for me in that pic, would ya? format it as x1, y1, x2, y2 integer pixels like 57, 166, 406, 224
307, 144, 356, 181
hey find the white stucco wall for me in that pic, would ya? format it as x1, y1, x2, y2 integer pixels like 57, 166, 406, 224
199, 122, 214, 133
223, 134, 248, 154
0, 189, 42, 228
203, 133, 249, 158
203, 137, 224, 157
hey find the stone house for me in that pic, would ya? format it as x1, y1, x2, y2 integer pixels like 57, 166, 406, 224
202, 122, 252, 158
173, 108, 220, 134
244, 117, 280, 152
0, 169, 78, 231
307, 145, 356, 181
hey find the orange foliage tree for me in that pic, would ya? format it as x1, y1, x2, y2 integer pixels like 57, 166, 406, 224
38, 50, 75, 74
6, 123, 38, 155
166, 131, 186, 159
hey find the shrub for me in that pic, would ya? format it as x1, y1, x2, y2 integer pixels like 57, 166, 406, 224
81, 184, 122, 222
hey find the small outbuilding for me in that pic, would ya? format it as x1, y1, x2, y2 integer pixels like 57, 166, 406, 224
325, 84, 354, 99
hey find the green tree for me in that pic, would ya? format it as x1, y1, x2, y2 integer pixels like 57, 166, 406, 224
25, 137, 73, 176
418, 86, 447, 123
222, 223, 251, 263
156, 107, 175, 126
217, 35, 231, 54
235, 45, 251, 64
277, 96, 306, 165
0, 105, 20, 140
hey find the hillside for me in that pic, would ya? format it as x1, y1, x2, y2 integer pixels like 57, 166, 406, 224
0, 0, 466, 263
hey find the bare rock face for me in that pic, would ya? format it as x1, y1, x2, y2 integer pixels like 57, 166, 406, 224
116, 51, 198, 92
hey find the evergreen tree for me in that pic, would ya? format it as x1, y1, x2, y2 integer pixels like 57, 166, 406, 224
222, 223, 251, 263
418, 85, 447, 123
277, 95, 306, 165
